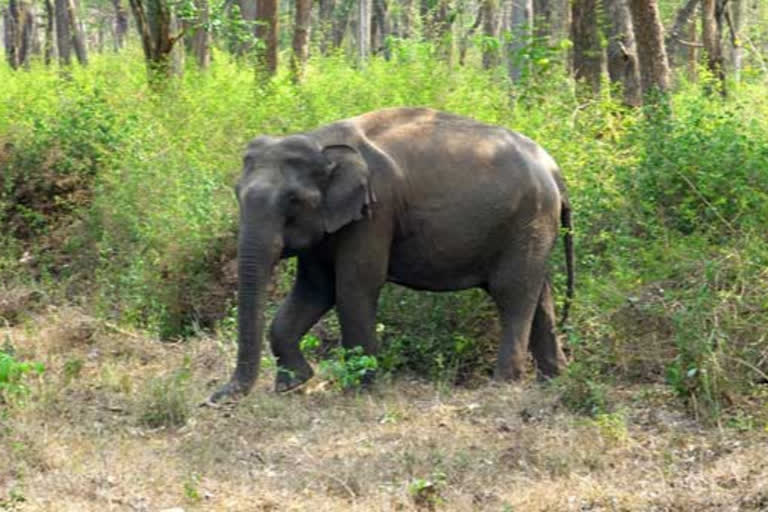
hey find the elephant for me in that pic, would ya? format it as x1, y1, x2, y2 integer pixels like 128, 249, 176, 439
209, 107, 573, 402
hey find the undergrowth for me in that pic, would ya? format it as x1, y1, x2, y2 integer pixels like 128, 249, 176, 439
1, 44, 767, 424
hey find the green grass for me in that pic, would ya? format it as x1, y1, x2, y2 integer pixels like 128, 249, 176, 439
1, 43, 767, 424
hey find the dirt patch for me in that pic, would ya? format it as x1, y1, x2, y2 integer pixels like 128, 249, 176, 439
2, 309, 767, 511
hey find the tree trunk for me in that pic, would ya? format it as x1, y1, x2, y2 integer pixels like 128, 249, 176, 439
533, 0, 551, 43
665, 0, 699, 67
189, 0, 210, 69
571, 0, 603, 93
290, 0, 311, 81
331, 0, 351, 49
686, 16, 697, 81
317, 0, 335, 53
5, 0, 34, 69
602, 0, 641, 106
55, 0, 72, 66
128, 0, 184, 83
432, 0, 454, 62
112, 0, 128, 51
358, 0, 370, 63
728, 0, 744, 82
628, 0, 670, 95
67, 0, 87, 65
255, 0, 278, 75
44, 0, 55, 64
701, 0, 725, 95
371, 0, 389, 56
507, 0, 532, 82
459, 3, 482, 66
481, 0, 499, 69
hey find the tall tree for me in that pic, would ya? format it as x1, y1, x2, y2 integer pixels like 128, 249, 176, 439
602, 0, 641, 106
729, 0, 745, 81
628, 0, 671, 95
481, 0, 499, 69
129, 0, 185, 82
701, 0, 725, 94
665, 0, 699, 67
185, 0, 211, 68
358, 0, 370, 62
4, 0, 34, 69
55, 0, 72, 65
44, 0, 55, 64
112, 0, 129, 51
571, 0, 603, 93
290, 0, 311, 80
507, 0, 532, 82
255, 0, 278, 75
67, 0, 88, 65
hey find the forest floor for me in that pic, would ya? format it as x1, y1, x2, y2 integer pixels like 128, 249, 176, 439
2, 305, 768, 512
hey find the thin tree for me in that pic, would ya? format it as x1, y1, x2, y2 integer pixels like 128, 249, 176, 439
67, 0, 87, 65
358, 0, 370, 63
55, 0, 72, 66
4, 0, 34, 69
128, 0, 185, 82
602, 0, 641, 106
729, 0, 745, 82
571, 0, 603, 93
44, 0, 55, 64
481, 0, 500, 69
507, 0, 533, 82
112, 0, 129, 50
628, 0, 670, 96
665, 0, 699, 67
185, 0, 211, 68
290, 0, 311, 81
255, 0, 278, 75
701, 0, 725, 95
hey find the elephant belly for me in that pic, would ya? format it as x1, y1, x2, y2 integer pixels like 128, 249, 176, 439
386, 214, 498, 292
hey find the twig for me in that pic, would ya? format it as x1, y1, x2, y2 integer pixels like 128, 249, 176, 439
724, 354, 768, 384
658, 153, 737, 235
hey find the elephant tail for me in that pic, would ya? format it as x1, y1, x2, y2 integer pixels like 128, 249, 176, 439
558, 182, 574, 328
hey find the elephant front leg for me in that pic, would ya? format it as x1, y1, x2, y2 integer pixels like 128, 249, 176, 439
333, 232, 390, 385
270, 258, 335, 392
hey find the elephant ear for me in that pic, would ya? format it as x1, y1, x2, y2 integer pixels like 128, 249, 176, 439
321, 144, 374, 234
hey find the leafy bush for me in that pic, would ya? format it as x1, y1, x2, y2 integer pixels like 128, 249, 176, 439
318, 346, 378, 391
0, 350, 45, 404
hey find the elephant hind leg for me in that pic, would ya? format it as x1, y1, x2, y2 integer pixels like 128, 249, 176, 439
529, 276, 567, 379
270, 257, 335, 392
487, 257, 548, 381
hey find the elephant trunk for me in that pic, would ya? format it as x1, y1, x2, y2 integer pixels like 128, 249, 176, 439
229, 216, 283, 394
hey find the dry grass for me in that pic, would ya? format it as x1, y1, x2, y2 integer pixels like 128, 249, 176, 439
2, 309, 767, 512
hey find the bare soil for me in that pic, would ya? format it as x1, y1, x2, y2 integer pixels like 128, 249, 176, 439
2, 308, 767, 511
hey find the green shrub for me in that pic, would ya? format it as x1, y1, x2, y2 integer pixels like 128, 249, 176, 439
0, 349, 45, 405
318, 346, 378, 391
138, 360, 191, 428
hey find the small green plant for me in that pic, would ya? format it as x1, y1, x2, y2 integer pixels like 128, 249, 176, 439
138, 359, 191, 428
408, 474, 445, 510
557, 361, 609, 416
0, 349, 45, 404
63, 358, 84, 384
592, 412, 629, 443
318, 346, 378, 391
183, 472, 202, 503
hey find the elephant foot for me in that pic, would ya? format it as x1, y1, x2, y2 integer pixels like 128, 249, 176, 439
206, 378, 253, 405
275, 364, 314, 393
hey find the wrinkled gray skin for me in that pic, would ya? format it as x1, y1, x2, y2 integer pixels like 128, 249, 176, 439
210, 108, 573, 402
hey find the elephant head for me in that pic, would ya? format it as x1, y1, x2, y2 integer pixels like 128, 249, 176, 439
211, 134, 375, 401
